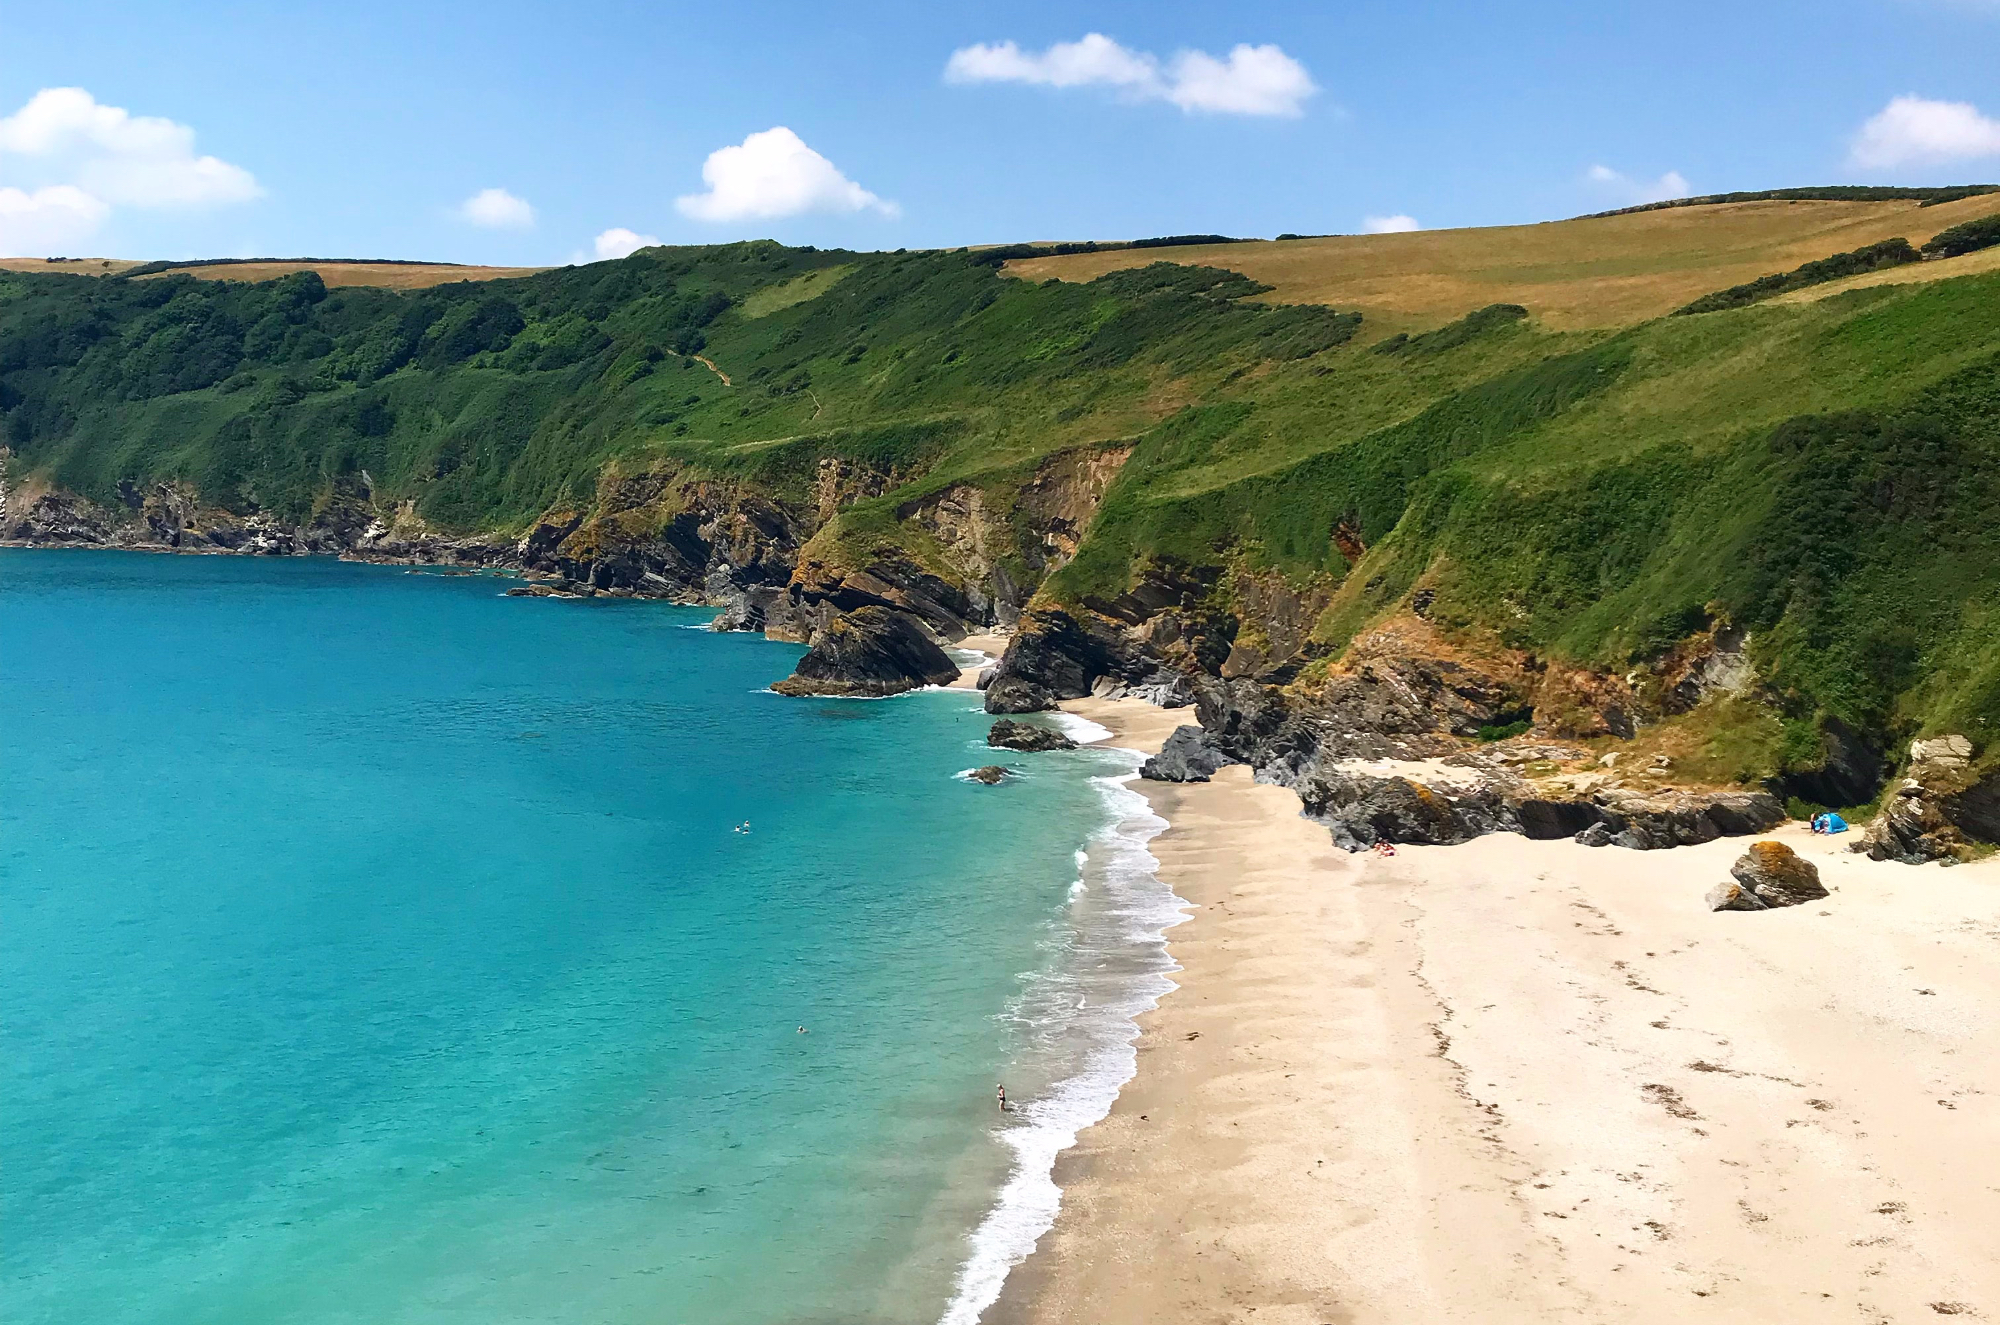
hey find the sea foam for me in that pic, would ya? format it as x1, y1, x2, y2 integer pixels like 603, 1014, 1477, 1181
936, 760, 1183, 1325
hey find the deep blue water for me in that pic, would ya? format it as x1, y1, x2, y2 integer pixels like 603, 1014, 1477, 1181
0, 551, 1175, 1325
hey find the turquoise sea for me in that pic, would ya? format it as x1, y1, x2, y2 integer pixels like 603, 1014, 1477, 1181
0, 551, 1178, 1325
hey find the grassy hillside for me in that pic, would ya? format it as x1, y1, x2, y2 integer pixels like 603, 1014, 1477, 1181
1006, 193, 2000, 332
4, 201, 1998, 787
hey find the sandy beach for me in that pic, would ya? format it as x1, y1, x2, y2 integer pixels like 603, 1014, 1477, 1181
993, 696, 2000, 1325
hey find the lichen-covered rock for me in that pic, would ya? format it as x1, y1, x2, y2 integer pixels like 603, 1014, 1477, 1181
1721, 841, 1827, 909
987, 719, 1077, 752
771, 606, 959, 697
1140, 726, 1239, 783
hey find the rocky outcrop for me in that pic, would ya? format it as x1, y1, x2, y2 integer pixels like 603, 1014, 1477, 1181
1707, 842, 1827, 910
987, 719, 1077, 752
769, 606, 959, 698
778, 551, 981, 644
1853, 735, 1995, 864
984, 604, 1151, 713
968, 765, 1012, 785
1140, 726, 1240, 783
1309, 773, 1515, 850
897, 444, 1132, 629
0, 468, 510, 565
1574, 786, 1786, 850
1276, 747, 1782, 852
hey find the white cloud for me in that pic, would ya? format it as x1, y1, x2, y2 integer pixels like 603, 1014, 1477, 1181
1166, 45, 1317, 116
1848, 95, 2000, 169
458, 187, 535, 229
0, 184, 111, 254
593, 227, 660, 260
675, 127, 896, 223
1587, 164, 1692, 205
0, 87, 259, 208
945, 33, 1157, 91
945, 33, 1316, 118
0, 87, 258, 255
1362, 213, 1420, 234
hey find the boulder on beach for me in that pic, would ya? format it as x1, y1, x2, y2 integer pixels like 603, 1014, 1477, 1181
968, 765, 1012, 785
1708, 841, 1826, 911
1140, 726, 1239, 783
987, 719, 1078, 752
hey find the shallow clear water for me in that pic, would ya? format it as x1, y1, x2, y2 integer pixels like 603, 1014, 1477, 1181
0, 551, 1177, 1325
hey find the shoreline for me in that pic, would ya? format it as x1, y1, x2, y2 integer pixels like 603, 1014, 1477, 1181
988, 696, 2000, 1325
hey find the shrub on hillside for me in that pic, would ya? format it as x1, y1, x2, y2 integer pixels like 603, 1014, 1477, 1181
1922, 214, 2000, 260
1675, 238, 1920, 315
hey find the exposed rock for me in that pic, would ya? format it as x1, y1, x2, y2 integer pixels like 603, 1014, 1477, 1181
1140, 726, 1240, 783
504, 581, 587, 598
987, 719, 1077, 752
975, 666, 998, 691
1307, 774, 1515, 851
1912, 734, 1974, 767
1717, 841, 1827, 909
1657, 622, 1756, 715
1218, 568, 1334, 682
1089, 670, 1196, 708
1582, 787, 1785, 850
984, 605, 1146, 713
770, 606, 959, 698
1855, 781, 1964, 863
896, 445, 1131, 629
968, 765, 1012, 785
1532, 663, 1637, 739
1852, 734, 1995, 863
1705, 880, 1769, 911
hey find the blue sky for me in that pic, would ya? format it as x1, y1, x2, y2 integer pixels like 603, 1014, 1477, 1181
2, 0, 1996, 261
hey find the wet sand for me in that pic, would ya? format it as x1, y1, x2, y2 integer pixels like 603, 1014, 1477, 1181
994, 696, 2000, 1325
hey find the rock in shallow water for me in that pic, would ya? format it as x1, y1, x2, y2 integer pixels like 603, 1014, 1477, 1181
968, 765, 1012, 785
986, 719, 1077, 752
771, 606, 960, 698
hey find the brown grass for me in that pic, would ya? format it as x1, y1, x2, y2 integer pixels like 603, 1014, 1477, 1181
0, 257, 145, 276
133, 262, 549, 289
1004, 194, 2000, 331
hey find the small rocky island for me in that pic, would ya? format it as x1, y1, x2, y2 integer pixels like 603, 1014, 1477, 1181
987, 719, 1077, 752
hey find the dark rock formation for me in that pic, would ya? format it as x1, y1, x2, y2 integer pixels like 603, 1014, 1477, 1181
1708, 841, 1827, 910
1775, 714, 1885, 808
1308, 774, 1515, 851
770, 606, 959, 698
968, 765, 1012, 785
1140, 726, 1240, 783
1579, 787, 1786, 850
983, 606, 1139, 713
987, 719, 1078, 752
1852, 736, 1994, 863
